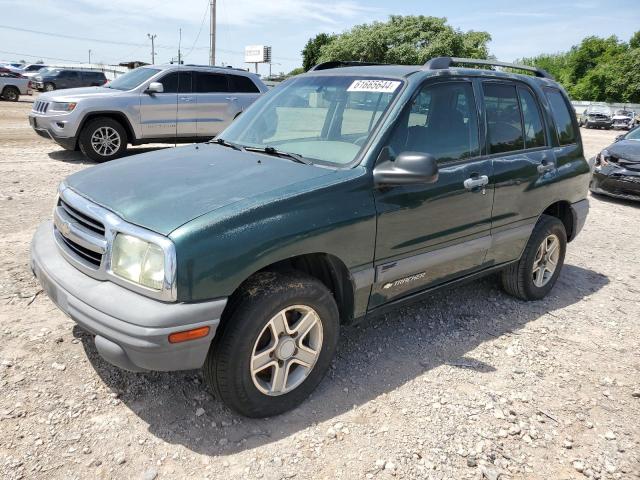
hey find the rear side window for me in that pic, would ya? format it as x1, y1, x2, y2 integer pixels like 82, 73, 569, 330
195, 72, 228, 93
158, 71, 192, 93
228, 74, 259, 93
518, 87, 546, 149
545, 89, 577, 145
483, 83, 524, 154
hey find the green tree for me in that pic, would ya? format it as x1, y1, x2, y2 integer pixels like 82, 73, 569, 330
520, 31, 640, 102
287, 67, 305, 76
302, 33, 336, 71
309, 16, 490, 66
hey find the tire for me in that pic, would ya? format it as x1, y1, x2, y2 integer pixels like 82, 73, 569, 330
203, 271, 340, 417
44, 82, 55, 92
501, 215, 567, 301
2, 86, 20, 102
78, 117, 128, 162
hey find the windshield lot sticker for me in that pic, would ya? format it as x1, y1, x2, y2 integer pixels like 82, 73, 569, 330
347, 80, 401, 93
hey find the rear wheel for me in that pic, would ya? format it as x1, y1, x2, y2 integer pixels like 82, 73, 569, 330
501, 215, 567, 301
203, 271, 339, 417
78, 117, 127, 162
1, 86, 19, 102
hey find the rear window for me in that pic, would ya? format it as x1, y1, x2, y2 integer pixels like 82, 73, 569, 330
545, 89, 577, 146
195, 72, 228, 93
483, 83, 524, 154
228, 74, 259, 93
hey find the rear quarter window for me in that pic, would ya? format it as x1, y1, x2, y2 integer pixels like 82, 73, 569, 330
545, 89, 577, 146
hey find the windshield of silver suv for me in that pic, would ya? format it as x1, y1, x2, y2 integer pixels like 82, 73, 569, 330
106, 67, 161, 91
219, 75, 403, 165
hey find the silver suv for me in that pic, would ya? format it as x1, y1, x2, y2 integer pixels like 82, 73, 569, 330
28, 64, 267, 161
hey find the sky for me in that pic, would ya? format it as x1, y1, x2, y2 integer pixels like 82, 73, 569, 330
0, 0, 638, 76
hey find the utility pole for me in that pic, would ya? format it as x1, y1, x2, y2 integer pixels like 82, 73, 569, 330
209, 0, 216, 65
88, 49, 92, 64
147, 33, 157, 64
178, 28, 182, 64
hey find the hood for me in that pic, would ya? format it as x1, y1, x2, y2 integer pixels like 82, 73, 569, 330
38, 87, 119, 101
608, 140, 640, 163
64, 143, 335, 235
612, 114, 632, 120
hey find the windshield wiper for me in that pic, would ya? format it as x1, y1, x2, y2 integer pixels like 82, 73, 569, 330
245, 146, 312, 165
211, 138, 245, 151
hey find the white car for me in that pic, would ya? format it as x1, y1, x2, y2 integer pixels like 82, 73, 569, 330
0, 71, 31, 101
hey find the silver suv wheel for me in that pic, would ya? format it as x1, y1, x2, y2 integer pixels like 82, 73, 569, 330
91, 126, 121, 157
250, 305, 323, 396
532, 234, 560, 287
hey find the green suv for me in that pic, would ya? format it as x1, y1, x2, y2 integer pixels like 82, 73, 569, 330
31, 57, 590, 417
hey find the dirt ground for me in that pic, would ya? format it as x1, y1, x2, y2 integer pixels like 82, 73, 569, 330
0, 95, 638, 480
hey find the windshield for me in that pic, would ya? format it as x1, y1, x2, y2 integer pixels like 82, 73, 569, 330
627, 127, 640, 140
588, 105, 610, 115
107, 67, 161, 91
219, 75, 403, 165
615, 109, 632, 117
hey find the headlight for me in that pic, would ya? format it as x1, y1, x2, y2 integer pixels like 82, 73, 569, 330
598, 149, 611, 166
49, 102, 77, 112
111, 234, 166, 290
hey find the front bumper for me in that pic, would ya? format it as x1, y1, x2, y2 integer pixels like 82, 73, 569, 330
29, 111, 79, 150
30, 221, 227, 372
590, 168, 640, 202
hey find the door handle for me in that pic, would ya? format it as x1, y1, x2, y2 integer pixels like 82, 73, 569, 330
463, 175, 489, 190
537, 160, 555, 174
180, 96, 194, 102
225, 97, 238, 101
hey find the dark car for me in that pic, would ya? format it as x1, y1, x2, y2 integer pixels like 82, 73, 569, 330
590, 126, 640, 201
33, 69, 107, 91
30, 57, 590, 417
584, 104, 612, 129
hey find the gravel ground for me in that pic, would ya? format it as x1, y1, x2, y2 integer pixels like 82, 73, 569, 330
0, 96, 639, 480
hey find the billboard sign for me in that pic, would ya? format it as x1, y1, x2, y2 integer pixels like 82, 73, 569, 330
245, 45, 272, 63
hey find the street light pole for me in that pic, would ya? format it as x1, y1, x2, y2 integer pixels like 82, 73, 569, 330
88, 49, 92, 64
147, 33, 157, 64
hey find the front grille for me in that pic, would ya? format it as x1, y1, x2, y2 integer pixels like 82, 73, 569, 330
56, 232, 102, 267
33, 101, 49, 113
59, 199, 105, 235
54, 194, 106, 270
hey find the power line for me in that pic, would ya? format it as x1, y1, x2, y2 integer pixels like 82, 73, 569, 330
183, 0, 209, 60
0, 23, 302, 63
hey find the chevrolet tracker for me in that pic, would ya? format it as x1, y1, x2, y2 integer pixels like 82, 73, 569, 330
31, 57, 591, 417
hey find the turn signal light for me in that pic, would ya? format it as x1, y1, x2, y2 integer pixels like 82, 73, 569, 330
168, 326, 210, 344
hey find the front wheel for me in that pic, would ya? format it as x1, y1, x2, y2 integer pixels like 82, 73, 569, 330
44, 82, 55, 92
203, 271, 339, 417
78, 117, 127, 162
501, 215, 567, 301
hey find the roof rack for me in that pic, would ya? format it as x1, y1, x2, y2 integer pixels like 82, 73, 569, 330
182, 64, 249, 72
423, 57, 553, 79
309, 61, 388, 71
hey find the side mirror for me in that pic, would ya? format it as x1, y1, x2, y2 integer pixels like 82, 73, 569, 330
614, 134, 625, 142
145, 82, 164, 94
373, 151, 439, 186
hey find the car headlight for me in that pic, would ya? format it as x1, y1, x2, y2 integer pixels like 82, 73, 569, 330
597, 149, 611, 166
111, 233, 166, 290
49, 102, 77, 112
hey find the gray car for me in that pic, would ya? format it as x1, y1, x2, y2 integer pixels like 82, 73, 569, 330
28, 64, 268, 161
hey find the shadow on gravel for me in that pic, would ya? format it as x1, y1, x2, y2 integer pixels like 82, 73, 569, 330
75, 263, 608, 456
47, 146, 169, 164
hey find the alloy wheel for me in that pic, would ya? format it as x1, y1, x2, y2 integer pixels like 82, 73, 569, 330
250, 305, 323, 396
532, 234, 560, 287
90, 126, 121, 157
